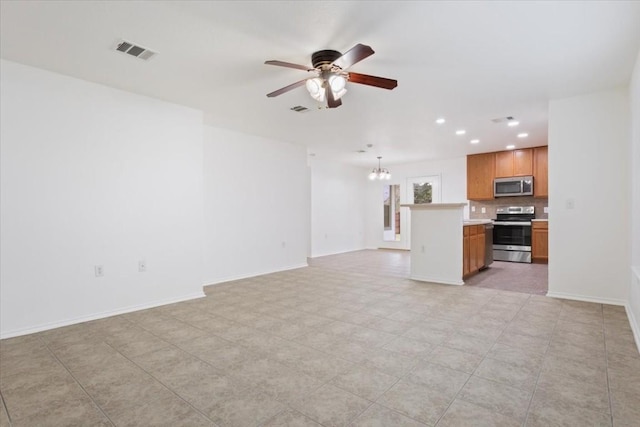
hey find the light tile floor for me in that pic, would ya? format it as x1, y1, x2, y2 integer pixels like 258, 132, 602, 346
309, 249, 549, 295
1, 250, 639, 426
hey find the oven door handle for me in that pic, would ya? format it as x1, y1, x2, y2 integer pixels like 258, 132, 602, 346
493, 221, 532, 226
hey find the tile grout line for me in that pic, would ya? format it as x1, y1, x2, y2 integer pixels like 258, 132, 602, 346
102, 340, 221, 425
432, 293, 532, 426
0, 390, 12, 425
146, 305, 377, 427
520, 308, 558, 426
602, 305, 615, 426
42, 343, 115, 426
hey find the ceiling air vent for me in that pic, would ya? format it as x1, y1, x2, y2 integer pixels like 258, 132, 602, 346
114, 40, 157, 61
491, 116, 515, 123
290, 106, 309, 113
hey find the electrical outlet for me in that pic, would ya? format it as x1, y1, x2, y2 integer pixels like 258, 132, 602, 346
138, 260, 146, 272
481, 207, 486, 213
544, 206, 549, 214
94, 265, 104, 277
471, 206, 476, 212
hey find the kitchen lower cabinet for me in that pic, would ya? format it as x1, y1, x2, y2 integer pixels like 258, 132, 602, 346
463, 226, 470, 276
532, 221, 548, 263
463, 224, 486, 278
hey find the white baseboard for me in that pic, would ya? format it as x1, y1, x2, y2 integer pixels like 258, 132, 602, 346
0, 291, 206, 340
410, 274, 464, 286
545, 291, 627, 306
203, 262, 308, 288
627, 266, 640, 354
309, 248, 366, 258
626, 302, 640, 354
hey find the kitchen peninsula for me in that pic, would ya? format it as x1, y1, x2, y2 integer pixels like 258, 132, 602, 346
402, 203, 491, 286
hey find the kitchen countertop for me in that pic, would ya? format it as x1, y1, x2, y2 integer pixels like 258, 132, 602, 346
463, 219, 493, 225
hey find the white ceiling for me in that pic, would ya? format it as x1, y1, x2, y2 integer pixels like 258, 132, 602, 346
2, 1, 640, 167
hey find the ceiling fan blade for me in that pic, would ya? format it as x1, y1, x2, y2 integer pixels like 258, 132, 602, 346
266, 79, 308, 97
348, 72, 398, 90
333, 44, 375, 70
325, 84, 342, 108
264, 60, 313, 71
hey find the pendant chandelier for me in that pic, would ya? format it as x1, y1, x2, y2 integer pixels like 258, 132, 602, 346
368, 156, 391, 180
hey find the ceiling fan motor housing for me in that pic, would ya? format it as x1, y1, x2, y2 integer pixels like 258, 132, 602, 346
312, 50, 342, 69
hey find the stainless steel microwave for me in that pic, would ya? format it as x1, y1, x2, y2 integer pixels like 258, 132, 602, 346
494, 176, 534, 197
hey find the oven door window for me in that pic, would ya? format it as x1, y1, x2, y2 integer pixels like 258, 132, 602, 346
493, 225, 531, 246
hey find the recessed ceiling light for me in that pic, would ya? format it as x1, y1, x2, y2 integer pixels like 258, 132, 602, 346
517, 133, 528, 138
455, 130, 466, 135
470, 139, 480, 144
506, 145, 516, 150
435, 118, 446, 124
507, 121, 520, 127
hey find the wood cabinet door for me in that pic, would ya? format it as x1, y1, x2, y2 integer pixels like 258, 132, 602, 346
467, 153, 495, 200
532, 222, 549, 263
513, 149, 533, 176
469, 234, 478, 273
463, 234, 470, 276
533, 146, 548, 198
494, 151, 513, 178
477, 226, 486, 269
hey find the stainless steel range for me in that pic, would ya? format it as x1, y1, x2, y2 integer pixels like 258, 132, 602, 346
492, 206, 534, 263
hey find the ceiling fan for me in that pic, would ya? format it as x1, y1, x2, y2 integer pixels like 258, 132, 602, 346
265, 43, 398, 109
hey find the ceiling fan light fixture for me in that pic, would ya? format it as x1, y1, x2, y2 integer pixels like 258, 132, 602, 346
265, 44, 397, 108
305, 78, 325, 101
333, 87, 347, 101
329, 74, 346, 92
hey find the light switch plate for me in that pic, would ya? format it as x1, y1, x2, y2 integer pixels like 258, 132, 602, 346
94, 265, 104, 277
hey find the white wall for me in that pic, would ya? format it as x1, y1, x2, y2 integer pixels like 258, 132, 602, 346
548, 87, 630, 304
0, 60, 205, 338
202, 126, 309, 284
628, 50, 640, 349
363, 156, 467, 250
309, 157, 367, 257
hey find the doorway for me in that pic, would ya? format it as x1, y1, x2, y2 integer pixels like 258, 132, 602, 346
379, 175, 442, 250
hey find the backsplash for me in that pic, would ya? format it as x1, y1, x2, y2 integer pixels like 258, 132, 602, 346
469, 197, 548, 220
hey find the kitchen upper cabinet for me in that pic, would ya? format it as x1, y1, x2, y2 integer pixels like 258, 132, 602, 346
533, 146, 548, 198
467, 146, 547, 201
495, 149, 533, 178
532, 221, 548, 263
467, 153, 495, 200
